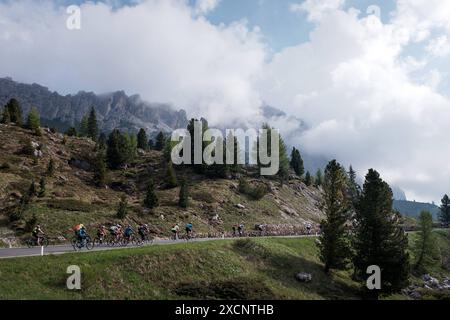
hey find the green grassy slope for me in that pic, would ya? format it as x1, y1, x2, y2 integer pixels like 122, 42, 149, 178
0, 124, 324, 245
1, 231, 449, 300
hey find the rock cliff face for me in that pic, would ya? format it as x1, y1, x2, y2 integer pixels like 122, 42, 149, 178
0, 77, 188, 133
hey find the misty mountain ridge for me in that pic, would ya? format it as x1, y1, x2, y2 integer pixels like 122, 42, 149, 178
0, 77, 188, 134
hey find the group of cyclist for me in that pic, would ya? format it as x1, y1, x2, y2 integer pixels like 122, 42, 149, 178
232, 223, 245, 237
31, 222, 195, 245
171, 223, 193, 240
92, 223, 151, 244
31, 221, 317, 246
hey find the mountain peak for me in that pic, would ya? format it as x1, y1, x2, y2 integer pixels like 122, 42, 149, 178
0, 78, 188, 134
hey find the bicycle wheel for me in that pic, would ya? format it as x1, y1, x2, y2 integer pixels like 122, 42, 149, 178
72, 238, 80, 251
85, 237, 94, 250
42, 237, 49, 247
26, 239, 33, 248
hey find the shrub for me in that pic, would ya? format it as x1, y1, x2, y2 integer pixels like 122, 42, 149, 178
21, 139, 34, 156
116, 195, 128, 219
0, 162, 10, 170
238, 178, 268, 200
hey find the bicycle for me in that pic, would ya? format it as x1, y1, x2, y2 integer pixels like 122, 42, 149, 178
26, 236, 49, 248
72, 235, 94, 251
185, 231, 194, 242
137, 233, 153, 245
122, 234, 138, 246
107, 233, 123, 247
93, 234, 107, 247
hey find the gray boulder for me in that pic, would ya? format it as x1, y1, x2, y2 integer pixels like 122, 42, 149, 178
296, 272, 312, 283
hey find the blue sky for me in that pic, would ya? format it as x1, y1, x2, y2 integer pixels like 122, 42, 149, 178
45, 0, 397, 51
204, 0, 396, 51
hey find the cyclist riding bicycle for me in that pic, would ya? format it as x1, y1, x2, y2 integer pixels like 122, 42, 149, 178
232, 224, 237, 237
306, 223, 312, 235
238, 223, 244, 237
124, 225, 134, 240
185, 223, 193, 238
97, 225, 107, 242
32, 225, 45, 245
171, 224, 180, 240
138, 224, 149, 241
73, 224, 87, 242
109, 224, 122, 240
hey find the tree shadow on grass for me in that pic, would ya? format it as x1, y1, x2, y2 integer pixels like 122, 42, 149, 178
232, 239, 360, 300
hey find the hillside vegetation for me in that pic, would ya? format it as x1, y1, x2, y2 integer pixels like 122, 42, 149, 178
0, 124, 324, 246
1, 232, 449, 300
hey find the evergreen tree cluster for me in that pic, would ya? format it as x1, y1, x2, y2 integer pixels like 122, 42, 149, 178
1, 98, 22, 125
1, 98, 42, 135
290, 147, 304, 177
106, 129, 137, 169
439, 194, 450, 226
318, 162, 410, 299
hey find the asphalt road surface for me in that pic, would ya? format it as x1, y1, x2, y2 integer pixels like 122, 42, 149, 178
0, 235, 311, 259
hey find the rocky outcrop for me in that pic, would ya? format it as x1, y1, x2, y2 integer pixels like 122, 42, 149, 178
296, 273, 312, 283
0, 77, 188, 134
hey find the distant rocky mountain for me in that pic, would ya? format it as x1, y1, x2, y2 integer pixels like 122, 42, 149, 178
393, 200, 440, 220
0, 77, 188, 134
391, 185, 407, 201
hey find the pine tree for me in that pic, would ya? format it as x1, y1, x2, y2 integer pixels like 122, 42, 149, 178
1, 106, 10, 124
319, 160, 352, 273
87, 107, 98, 141
38, 177, 46, 198
165, 161, 178, 188
79, 115, 89, 137
28, 181, 37, 198
208, 136, 230, 178
26, 107, 40, 131
179, 179, 189, 208
290, 147, 305, 177
305, 171, 312, 186
148, 139, 154, 150
137, 128, 148, 150
163, 137, 174, 163
106, 129, 135, 169
155, 131, 166, 151
315, 169, 323, 186
25, 213, 38, 232
143, 179, 159, 209
414, 211, 437, 272
187, 119, 208, 174
116, 195, 128, 219
353, 169, 410, 299
66, 127, 77, 137
93, 151, 107, 187
278, 136, 290, 184
347, 165, 361, 205
47, 159, 55, 176
97, 132, 107, 150
6, 98, 22, 125
22, 139, 34, 156
256, 123, 289, 182
439, 194, 450, 226
226, 131, 241, 174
